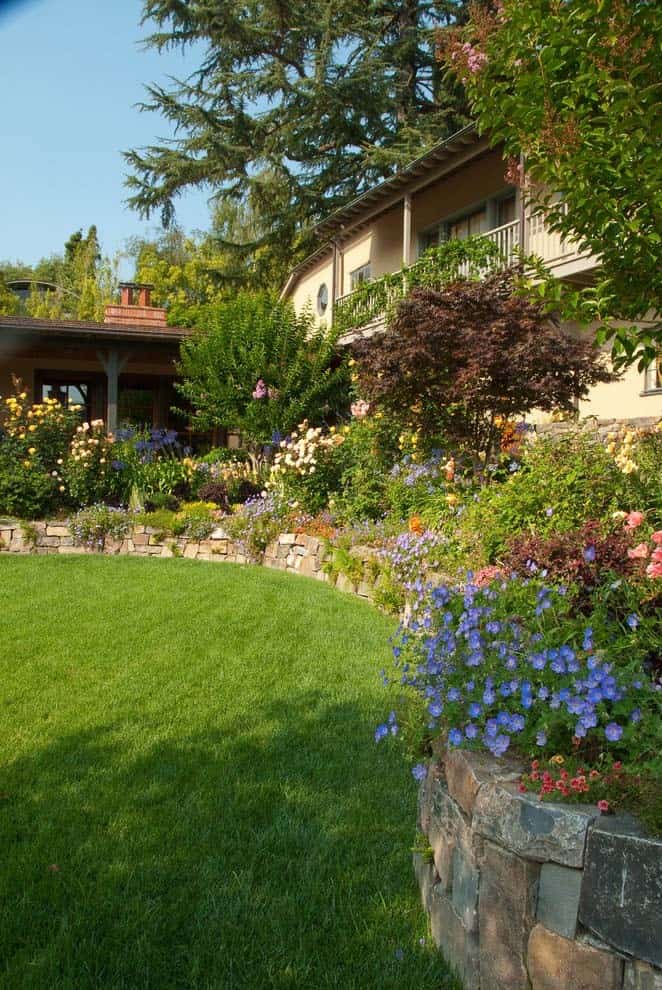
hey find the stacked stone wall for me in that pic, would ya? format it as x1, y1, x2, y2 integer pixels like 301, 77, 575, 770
416, 749, 662, 990
0, 522, 379, 600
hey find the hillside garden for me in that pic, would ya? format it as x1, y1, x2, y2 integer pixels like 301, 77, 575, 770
1, 270, 660, 837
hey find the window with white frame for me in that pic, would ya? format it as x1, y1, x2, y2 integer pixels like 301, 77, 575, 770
349, 262, 371, 291
644, 354, 662, 392
419, 191, 518, 255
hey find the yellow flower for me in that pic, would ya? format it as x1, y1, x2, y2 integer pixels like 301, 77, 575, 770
28, 447, 36, 455
550, 755, 565, 766
22, 459, 31, 468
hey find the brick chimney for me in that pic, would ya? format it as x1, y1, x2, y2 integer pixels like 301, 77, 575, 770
104, 282, 168, 330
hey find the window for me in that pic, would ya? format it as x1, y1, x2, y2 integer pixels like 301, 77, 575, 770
317, 282, 328, 315
644, 355, 662, 392
448, 207, 488, 241
41, 380, 90, 419
118, 385, 156, 426
497, 194, 517, 226
350, 263, 371, 291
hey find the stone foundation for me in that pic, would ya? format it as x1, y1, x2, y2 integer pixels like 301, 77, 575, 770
416, 749, 662, 990
0, 521, 379, 600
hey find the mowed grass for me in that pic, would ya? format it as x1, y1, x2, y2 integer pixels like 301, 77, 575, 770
0, 556, 452, 990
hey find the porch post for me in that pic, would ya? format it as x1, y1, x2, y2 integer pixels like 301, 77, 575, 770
518, 152, 527, 252
402, 193, 412, 266
97, 349, 128, 433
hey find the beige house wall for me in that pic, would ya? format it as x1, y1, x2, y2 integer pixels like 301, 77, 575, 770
289, 255, 335, 327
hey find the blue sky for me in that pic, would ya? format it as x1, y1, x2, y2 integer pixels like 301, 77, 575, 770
0, 0, 211, 275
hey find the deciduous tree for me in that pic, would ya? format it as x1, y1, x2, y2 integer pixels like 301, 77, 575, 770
353, 271, 616, 460
443, 0, 662, 367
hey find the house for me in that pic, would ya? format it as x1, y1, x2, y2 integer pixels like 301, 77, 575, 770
0, 283, 190, 433
281, 124, 661, 422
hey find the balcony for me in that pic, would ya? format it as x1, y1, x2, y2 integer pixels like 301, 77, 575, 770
332, 212, 589, 339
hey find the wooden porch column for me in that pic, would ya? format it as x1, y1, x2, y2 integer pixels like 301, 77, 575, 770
97, 349, 128, 433
518, 152, 527, 252
403, 193, 413, 266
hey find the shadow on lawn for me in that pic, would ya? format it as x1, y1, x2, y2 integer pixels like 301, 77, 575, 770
0, 692, 454, 990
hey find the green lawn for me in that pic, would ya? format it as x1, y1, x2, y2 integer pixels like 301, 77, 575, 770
0, 556, 452, 990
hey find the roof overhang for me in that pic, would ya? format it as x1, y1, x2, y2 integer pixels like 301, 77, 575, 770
0, 315, 190, 345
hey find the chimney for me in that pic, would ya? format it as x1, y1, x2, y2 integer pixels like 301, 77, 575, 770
104, 282, 168, 330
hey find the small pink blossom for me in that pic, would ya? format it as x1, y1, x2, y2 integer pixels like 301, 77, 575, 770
625, 511, 645, 529
627, 543, 649, 560
652, 531, 662, 544
646, 561, 662, 579
651, 547, 662, 564
597, 800, 610, 814
350, 399, 370, 419
252, 379, 268, 400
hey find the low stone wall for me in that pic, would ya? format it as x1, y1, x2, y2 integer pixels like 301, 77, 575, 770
415, 748, 662, 990
0, 521, 380, 601
535, 416, 659, 444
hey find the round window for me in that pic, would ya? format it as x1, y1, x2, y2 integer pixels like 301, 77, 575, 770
317, 283, 328, 315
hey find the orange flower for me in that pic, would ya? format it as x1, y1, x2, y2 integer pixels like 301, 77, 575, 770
408, 515, 424, 535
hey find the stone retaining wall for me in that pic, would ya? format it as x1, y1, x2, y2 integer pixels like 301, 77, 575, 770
535, 416, 659, 443
0, 521, 380, 601
416, 748, 662, 990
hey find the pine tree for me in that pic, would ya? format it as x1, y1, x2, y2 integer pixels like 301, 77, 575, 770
125, 0, 471, 267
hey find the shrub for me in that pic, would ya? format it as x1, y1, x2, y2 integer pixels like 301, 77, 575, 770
175, 292, 350, 445
330, 414, 401, 523
0, 385, 78, 517
63, 419, 115, 506
354, 271, 615, 461
197, 481, 230, 510
71, 504, 131, 550
171, 501, 217, 540
464, 432, 626, 561
269, 422, 345, 514
224, 493, 290, 560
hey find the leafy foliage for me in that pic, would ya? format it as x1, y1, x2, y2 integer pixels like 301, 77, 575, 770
175, 293, 350, 444
354, 271, 615, 458
444, 0, 662, 367
333, 235, 501, 334
125, 1, 472, 269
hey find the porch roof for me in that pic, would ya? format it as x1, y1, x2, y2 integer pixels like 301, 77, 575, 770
0, 314, 190, 344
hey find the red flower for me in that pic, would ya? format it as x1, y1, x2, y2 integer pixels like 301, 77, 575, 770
597, 799, 610, 813
518, 783, 527, 793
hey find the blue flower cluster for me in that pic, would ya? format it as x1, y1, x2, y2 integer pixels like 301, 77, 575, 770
377, 573, 652, 760
380, 530, 446, 590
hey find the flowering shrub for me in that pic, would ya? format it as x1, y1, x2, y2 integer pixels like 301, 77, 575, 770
63, 419, 115, 506
269, 421, 345, 513
109, 427, 196, 503
170, 501, 218, 540
380, 530, 447, 592
465, 432, 626, 560
0, 385, 78, 517
379, 574, 661, 786
224, 492, 291, 559
70, 504, 132, 550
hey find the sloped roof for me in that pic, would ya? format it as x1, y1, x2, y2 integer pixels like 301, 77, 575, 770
0, 314, 189, 344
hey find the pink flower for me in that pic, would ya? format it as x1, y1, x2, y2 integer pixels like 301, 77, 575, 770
597, 800, 610, 814
627, 543, 649, 560
625, 511, 645, 529
252, 379, 268, 400
646, 561, 662, 579
350, 399, 370, 419
652, 531, 662, 545
651, 547, 662, 564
